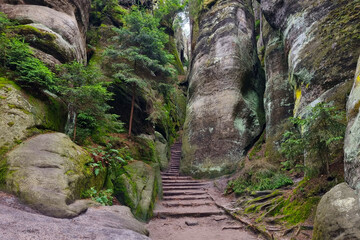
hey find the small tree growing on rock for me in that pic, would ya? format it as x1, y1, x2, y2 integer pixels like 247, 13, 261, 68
56, 61, 112, 141
281, 102, 346, 177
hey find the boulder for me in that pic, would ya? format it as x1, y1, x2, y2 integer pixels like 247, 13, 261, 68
0, 79, 66, 158
0, 0, 91, 64
0, 204, 150, 239
313, 183, 360, 240
113, 160, 160, 220
2, 133, 106, 218
182, 0, 265, 178
345, 56, 360, 191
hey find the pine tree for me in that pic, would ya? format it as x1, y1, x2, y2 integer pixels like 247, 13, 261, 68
105, 7, 174, 136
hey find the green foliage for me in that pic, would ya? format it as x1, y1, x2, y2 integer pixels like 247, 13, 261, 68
227, 170, 293, 196
280, 102, 346, 176
88, 142, 131, 177
188, 0, 204, 20
56, 61, 123, 142
0, 12, 56, 91
82, 187, 113, 206
0, 36, 56, 90
0, 12, 14, 31
90, 0, 127, 27
105, 7, 174, 80
155, 0, 186, 29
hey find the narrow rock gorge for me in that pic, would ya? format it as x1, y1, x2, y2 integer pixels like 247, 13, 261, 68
0, 0, 359, 239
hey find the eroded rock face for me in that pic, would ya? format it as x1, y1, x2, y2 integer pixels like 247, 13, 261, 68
345, 56, 360, 191
182, 0, 265, 178
313, 183, 360, 240
262, 19, 293, 138
114, 160, 160, 221
0, 0, 90, 64
0, 204, 150, 239
0, 80, 66, 155
261, 0, 359, 115
3, 133, 105, 218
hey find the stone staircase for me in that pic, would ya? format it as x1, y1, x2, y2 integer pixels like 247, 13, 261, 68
154, 141, 224, 218
148, 142, 260, 240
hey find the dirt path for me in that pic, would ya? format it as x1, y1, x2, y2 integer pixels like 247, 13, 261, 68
147, 142, 262, 240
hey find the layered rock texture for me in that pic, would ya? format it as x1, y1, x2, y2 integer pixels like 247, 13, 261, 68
261, 0, 359, 115
182, 0, 265, 178
262, 20, 293, 139
0, 79, 66, 155
1, 133, 106, 218
0, 0, 90, 65
183, 0, 359, 178
0, 201, 150, 240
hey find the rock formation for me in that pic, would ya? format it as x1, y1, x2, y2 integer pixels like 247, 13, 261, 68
345, 56, 360, 191
0, 203, 150, 239
261, 0, 359, 115
114, 160, 161, 221
0, 79, 66, 154
313, 183, 360, 240
2, 133, 106, 218
314, 56, 360, 238
0, 0, 90, 65
182, 0, 265, 178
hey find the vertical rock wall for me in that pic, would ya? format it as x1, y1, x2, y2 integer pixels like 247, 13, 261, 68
262, 19, 293, 139
345, 56, 360, 191
182, 0, 265, 178
261, 0, 359, 116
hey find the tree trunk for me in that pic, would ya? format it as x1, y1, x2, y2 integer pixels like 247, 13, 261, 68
73, 112, 77, 141
128, 83, 136, 137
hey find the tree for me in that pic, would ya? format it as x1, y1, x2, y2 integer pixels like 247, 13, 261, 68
155, 0, 186, 32
281, 102, 346, 176
105, 7, 174, 136
56, 61, 112, 141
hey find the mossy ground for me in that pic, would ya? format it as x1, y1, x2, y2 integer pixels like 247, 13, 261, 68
227, 127, 344, 233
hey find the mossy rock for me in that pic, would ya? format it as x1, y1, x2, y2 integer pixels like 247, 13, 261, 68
0, 79, 66, 157
3, 133, 105, 218
113, 160, 160, 221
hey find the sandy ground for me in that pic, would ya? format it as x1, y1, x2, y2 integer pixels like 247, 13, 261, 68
147, 215, 262, 240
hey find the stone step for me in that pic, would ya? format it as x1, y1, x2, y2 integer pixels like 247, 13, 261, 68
163, 183, 206, 188
163, 195, 211, 201
162, 199, 214, 207
161, 176, 192, 180
163, 190, 207, 196
162, 179, 205, 183
154, 206, 224, 218
163, 186, 204, 191
161, 173, 180, 176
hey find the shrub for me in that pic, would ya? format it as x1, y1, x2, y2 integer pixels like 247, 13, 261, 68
227, 170, 293, 196
0, 36, 56, 90
82, 187, 113, 206
280, 102, 346, 176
